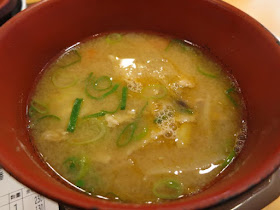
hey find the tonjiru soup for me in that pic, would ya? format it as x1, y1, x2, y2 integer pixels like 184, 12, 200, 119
27, 33, 247, 203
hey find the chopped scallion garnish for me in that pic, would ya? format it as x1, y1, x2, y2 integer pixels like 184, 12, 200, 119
70, 118, 106, 145
30, 100, 48, 114
116, 123, 137, 147
85, 73, 119, 100
37, 115, 61, 122
94, 76, 112, 91
120, 86, 128, 110
106, 33, 122, 44
197, 67, 217, 78
83, 111, 107, 119
83, 104, 120, 119
180, 108, 193, 115
101, 84, 119, 99
51, 70, 77, 88
221, 150, 236, 168
165, 39, 190, 52
63, 156, 88, 179
67, 98, 83, 132
153, 179, 183, 200
116, 102, 148, 146
28, 105, 36, 117
57, 50, 81, 68
138, 101, 148, 118
225, 87, 238, 107
134, 127, 148, 141
75, 179, 85, 188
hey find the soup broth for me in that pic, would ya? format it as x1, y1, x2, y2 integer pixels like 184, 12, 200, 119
28, 33, 246, 203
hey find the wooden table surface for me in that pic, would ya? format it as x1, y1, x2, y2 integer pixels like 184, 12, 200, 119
25, 0, 280, 209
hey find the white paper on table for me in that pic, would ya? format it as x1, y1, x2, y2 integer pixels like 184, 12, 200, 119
0, 166, 59, 210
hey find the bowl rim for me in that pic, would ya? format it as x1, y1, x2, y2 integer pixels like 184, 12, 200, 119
1, 0, 280, 209
0, 0, 17, 18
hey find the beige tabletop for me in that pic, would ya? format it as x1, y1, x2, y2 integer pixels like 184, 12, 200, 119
25, 0, 280, 209
223, 0, 280, 37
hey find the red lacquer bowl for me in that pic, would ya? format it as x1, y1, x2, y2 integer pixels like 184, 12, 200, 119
0, 0, 280, 209
0, 0, 17, 18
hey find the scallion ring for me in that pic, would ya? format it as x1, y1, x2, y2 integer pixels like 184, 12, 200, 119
221, 150, 236, 168
63, 156, 88, 179
225, 87, 238, 107
30, 100, 48, 114
51, 70, 77, 88
93, 76, 112, 91
70, 118, 106, 145
197, 66, 217, 78
116, 122, 137, 147
57, 50, 81, 68
120, 86, 128, 110
153, 179, 183, 200
106, 33, 122, 44
37, 115, 61, 122
85, 73, 119, 100
67, 98, 83, 133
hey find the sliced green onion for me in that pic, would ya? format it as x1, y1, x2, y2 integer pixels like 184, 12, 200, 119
138, 101, 148, 118
67, 98, 83, 133
106, 33, 122, 44
83, 102, 121, 119
116, 123, 137, 147
165, 39, 190, 52
101, 84, 119, 99
57, 50, 81, 68
29, 114, 60, 129
142, 84, 167, 99
70, 118, 106, 145
63, 156, 88, 179
28, 105, 37, 117
120, 86, 128, 110
85, 73, 119, 100
75, 179, 85, 188
94, 76, 112, 91
83, 111, 107, 119
153, 179, 184, 200
134, 127, 148, 141
225, 139, 235, 153
51, 70, 77, 88
115, 102, 149, 145
88, 82, 119, 100
197, 67, 217, 78
64, 157, 79, 172
83, 106, 119, 119
37, 115, 61, 122
225, 87, 238, 107
31, 100, 48, 114
221, 150, 236, 168
180, 108, 194, 115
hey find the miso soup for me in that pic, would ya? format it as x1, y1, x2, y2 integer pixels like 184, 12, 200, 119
28, 33, 246, 203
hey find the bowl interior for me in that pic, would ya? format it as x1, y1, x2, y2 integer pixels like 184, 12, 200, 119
0, 0, 280, 209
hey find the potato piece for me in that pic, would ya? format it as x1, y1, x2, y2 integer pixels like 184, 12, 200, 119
105, 110, 136, 128
176, 123, 193, 148
41, 129, 68, 141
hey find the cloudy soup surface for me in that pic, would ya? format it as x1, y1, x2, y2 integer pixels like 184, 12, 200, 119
28, 33, 246, 203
